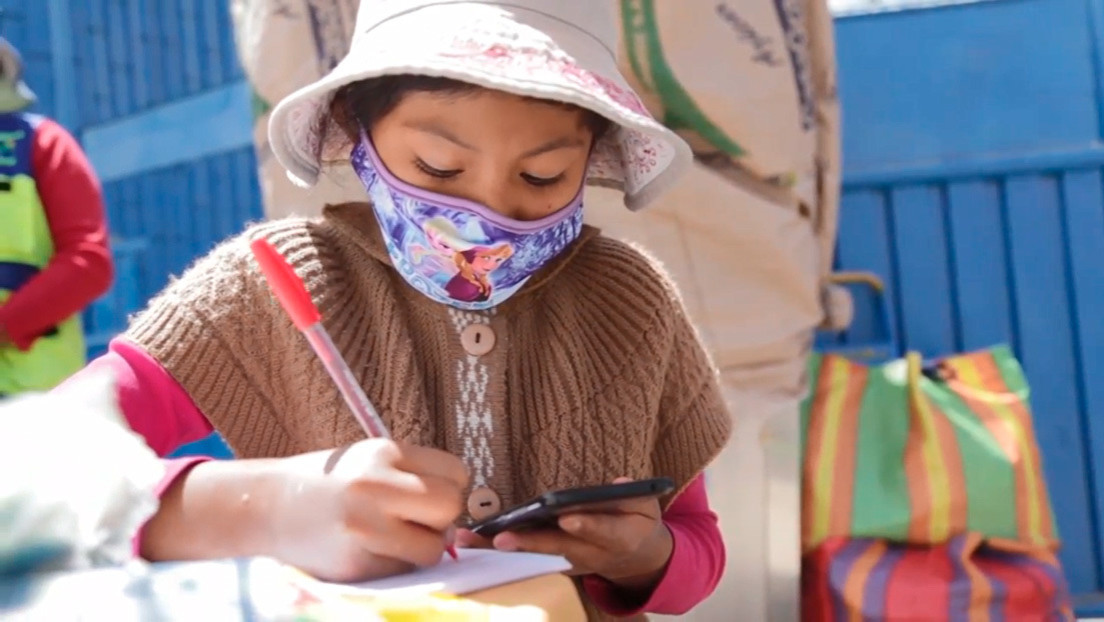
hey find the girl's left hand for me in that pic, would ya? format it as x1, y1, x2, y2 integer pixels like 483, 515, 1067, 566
455, 477, 673, 591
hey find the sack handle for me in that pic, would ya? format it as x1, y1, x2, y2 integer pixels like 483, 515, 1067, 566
917, 357, 1026, 406
828, 271, 885, 291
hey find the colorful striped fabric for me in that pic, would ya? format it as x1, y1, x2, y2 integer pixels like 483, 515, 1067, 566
801, 346, 1059, 551
802, 535, 1074, 621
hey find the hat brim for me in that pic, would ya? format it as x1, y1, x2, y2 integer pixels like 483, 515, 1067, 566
15, 80, 35, 106
0, 80, 37, 113
268, 3, 691, 211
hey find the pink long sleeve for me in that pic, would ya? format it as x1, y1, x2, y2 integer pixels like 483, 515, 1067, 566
582, 474, 725, 616
64, 338, 214, 456
54, 338, 219, 557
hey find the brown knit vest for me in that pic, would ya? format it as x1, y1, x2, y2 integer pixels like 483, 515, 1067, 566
127, 203, 732, 620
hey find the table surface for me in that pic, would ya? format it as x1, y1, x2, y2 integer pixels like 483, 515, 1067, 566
469, 573, 585, 621
0, 557, 585, 621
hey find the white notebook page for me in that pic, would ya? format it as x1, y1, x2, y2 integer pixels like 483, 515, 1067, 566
318, 549, 571, 596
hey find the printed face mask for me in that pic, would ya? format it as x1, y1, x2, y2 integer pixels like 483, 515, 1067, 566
349, 132, 584, 310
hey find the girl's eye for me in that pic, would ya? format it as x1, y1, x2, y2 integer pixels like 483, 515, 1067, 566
415, 159, 461, 179
521, 172, 564, 188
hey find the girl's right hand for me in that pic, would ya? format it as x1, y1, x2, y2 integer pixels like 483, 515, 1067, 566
272, 438, 469, 583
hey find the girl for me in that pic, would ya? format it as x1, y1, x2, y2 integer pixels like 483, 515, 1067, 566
68, 1, 733, 618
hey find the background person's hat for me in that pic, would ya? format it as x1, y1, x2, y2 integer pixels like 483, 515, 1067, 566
0, 38, 37, 113
267, 0, 693, 211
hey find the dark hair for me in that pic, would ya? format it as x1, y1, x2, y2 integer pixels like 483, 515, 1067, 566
328, 74, 612, 144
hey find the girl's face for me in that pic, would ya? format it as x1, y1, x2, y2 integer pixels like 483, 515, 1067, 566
471, 252, 508, 274
369, 88, 595, 222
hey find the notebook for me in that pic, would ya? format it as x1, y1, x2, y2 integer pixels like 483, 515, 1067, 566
317, 548, 571, 597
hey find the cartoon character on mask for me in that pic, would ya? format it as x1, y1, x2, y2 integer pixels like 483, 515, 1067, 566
412, 217, 514, 303
350, 133, 584, 311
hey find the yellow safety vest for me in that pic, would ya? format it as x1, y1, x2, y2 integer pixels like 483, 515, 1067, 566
0, 112, 85, 394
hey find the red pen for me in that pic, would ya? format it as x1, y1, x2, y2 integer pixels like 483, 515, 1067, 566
250, 237, 459, 561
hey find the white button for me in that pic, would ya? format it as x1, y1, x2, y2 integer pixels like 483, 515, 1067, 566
467, 486, 502, 520
460, 324, 496, 356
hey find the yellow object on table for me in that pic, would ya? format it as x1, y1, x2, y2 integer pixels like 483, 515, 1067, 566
468, 573, 586, 621
294, 572, 585, 621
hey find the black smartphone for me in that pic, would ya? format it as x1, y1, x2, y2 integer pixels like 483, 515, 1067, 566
468, 477, 676, 538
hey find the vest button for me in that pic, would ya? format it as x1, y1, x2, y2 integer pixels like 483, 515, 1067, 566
467, 486, 502, 520
460, 324, 496, 356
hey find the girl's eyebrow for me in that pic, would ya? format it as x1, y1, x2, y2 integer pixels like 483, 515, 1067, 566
402, 120, 585, 158
521, 137, 587, 158
404, 121, 477, 151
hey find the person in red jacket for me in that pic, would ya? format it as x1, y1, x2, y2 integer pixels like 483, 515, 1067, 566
0, 37, 112, 396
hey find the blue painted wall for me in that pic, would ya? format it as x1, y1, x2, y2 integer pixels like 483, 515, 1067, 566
65, 0, 242, 127
3, 1, 263, 355
832, 0, 1104, 610
3, 3, 56, 119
